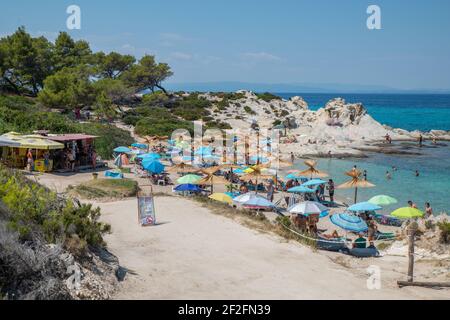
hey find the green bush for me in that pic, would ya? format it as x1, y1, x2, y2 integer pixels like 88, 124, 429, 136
256, 92, 282, 102
0, 95, 134, 159
244, 106, 256, 115
437, 221, 450, 244
0, 165, 110, 247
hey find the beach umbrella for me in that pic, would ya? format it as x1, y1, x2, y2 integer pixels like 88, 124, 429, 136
209, 193, 233, 205
330, 213, 368, 233
131, 143, 148, 149
391, 207, 424, 219
286, 173, 307, 180
143, 161, 165, 174
242, 196, 274, 208
233, 192, 260, 204
114, 146, 131, 154
177, 174, 202, 185
174, 184, 202, 193
337, 169, 375, 204
197, 174, 228, 193
167, 163, 199, 174
298, 160, 329, 179
240, 164, 274, 193
368, 195, 398, 206
347, 202, 382, 212
288, 201, 328, 216
137, 153, 161, 160
287, 186, 316, 194
302, 179, 327, 187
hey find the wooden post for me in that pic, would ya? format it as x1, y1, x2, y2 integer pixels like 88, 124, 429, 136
407, 224, 416, 282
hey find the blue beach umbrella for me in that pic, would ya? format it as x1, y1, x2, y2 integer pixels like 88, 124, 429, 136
347, 202, 382, 212
143, 161, 165, 174
330, 213, 368, 233
114, 146, 131, 154
131, 143, 148, 149
287, 186, 316, 193
302, 179, 327, 187
137, 153, 161, 160
174, 184, 202, 192
286, 173, 307, 180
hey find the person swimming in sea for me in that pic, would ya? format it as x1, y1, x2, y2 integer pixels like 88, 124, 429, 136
386, 171, 391, 180
415, 170, 420, 177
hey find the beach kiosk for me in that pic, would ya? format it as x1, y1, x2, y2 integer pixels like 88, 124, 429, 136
46, 134, 98, 170
0, 132, 64, 171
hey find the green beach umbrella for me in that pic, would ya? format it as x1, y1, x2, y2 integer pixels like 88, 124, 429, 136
368, 195, 398, 206
391, 207, 424, 219
177, 174, 202, 185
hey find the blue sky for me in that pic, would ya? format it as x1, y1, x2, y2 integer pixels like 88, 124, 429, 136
1, 0, 450, 90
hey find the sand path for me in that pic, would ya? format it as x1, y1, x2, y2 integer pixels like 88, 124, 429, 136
95, 196, 445, 300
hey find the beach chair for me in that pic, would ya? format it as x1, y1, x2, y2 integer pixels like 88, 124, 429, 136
348, 247, 380, 258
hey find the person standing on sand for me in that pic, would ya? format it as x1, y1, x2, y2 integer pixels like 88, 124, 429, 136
290, 152, 295, 164
26, 149, 34, 172
363, 170, 367, 181
425, 202, 433, 218
91, 149, 97, 171
419, 134, 423, 147
327, 179, 335, 202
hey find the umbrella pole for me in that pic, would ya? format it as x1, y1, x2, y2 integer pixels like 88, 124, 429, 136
354, 187, 358, 204
407, 223, 416, 282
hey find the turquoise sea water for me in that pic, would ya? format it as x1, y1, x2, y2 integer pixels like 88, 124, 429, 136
277, 93, 450, 132
278, 93, 450, 215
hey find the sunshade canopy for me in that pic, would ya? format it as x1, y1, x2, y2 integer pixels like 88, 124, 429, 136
302, 179, 327, 187
347, 202, 382, 212
114, 146, 132, 153
368, 195, 398, 206
330, 213, 368, 232
209, 193, 233, 204
177, 174, 202, 184
142, 161, 165, 174
391, 207, 424, 219
2, 133, 64, 150
174, 184, 202, 192
288, 201, 328, 216
287, 186, 316, 193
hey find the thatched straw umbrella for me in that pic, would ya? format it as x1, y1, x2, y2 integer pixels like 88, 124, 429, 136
337, 169, 375, 204
167, 162, 199, 174
240, 164, 274, 194
197, 173, 229, 194
298, 160, 329, 179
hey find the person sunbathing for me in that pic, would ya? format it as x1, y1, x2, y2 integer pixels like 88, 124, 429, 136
321, 230, 341, 239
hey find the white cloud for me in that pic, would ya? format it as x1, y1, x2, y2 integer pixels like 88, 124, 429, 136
242, 52, 282, 62
170, 52, 193, 60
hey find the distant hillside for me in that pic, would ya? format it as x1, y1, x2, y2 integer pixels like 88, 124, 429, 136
164, 81, 450, 94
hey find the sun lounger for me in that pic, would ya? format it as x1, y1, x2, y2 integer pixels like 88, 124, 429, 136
316, 236, 348, 252
373, 214, 402, 227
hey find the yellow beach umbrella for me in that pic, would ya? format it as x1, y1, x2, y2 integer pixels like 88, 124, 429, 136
391, 207, 424, 219
209, 193, 233, 205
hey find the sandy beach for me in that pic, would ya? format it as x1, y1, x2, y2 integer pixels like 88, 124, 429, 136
32, 167, 449, 300
96, 196, 447, 300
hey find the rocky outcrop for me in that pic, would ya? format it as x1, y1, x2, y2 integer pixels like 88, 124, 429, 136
196, 90, 450, 158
